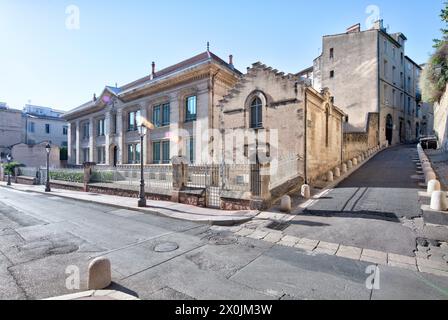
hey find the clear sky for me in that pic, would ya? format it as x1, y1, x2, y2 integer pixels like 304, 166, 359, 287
0, 0, 444, 111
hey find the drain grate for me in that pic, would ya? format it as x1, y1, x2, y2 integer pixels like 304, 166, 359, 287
266, 221, 291, 231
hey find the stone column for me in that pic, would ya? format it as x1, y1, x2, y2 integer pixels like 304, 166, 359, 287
89, 117, 95, 163
116, 110, 124, 165
171, 156, 188, 202
105, 112, 112, 166
67, 122, 73, 164
75, 120, 81, 165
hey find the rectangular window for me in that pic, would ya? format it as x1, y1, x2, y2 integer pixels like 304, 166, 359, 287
82, 148, 90, 163
97, 119, 105, 136
28, 122, 35, 133
83, 123, 90, 139
330, 70, 334, 78
112, 113, 117, 134
135, 143, 141, 164
153, 105, 161, 127
185, 96, 197, 122
187, 137, 195, 163
128, 110, 141, 131
63, 126, 68, 135
162, 103, 170, 126
329, 48, 334, 59
392, 66, 396, 84
127, 144, 134, 164
383, 60, 388, 79
45, 124, 50, 134
96, 146, 105, 164
152, 141, 161, 164
162, 140, 170, 164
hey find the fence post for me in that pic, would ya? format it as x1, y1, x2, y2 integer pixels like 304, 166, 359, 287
83, 162, 96, 192
171, 156, 188, 203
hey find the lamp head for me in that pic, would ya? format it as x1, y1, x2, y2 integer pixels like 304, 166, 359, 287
45, 143, 51, 154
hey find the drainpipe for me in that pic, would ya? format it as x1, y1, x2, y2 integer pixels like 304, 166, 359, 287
211, 69, 220, 163
304, 88, 308, 184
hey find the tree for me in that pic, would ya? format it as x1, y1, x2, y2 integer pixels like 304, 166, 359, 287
434, 1, 448, 48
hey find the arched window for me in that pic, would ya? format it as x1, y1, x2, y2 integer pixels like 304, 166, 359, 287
250, 97, 263, 129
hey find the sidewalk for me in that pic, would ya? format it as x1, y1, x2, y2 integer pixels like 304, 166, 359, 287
0, 182, 259, 226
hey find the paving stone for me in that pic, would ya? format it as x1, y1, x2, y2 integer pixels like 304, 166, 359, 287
314, 241, 339, 255
235, 228, 254, 237
360, 249, 388, 265
388, 253, 416, 266
246, 230, 269, 240
388, 261, 418, 272
263, 232, 283, 243
335, 245, 362, 260
278, 235, 300, 247
416, 258, 448, 271
294, 242, 317, 252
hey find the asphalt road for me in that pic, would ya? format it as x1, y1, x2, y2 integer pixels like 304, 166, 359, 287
0, 185, 448, 300
285, 145, 448, 256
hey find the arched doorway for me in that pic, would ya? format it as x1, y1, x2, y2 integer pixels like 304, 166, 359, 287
385, 114, 393, 146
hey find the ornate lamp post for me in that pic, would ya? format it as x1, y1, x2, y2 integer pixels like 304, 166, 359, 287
137, 117, 147, 207
45, 143, 51, 192
6, 154, 12, 186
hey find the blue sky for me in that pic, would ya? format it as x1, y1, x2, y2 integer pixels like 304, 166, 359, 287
0, 0, 444, 110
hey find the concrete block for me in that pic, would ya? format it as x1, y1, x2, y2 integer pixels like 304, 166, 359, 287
430, 191, 448, 211
336, 245, 362, 260
334, 167, 341, 178
427, 180, 441, 196
341, 163, 348, 174
353, 158, 358, 166
88, 257, 112, 290
280, 195, 292, 213
425, 171, 437, 184
347, 160, 353, 169
301, 184, 311, 199
326, 171, 334, 182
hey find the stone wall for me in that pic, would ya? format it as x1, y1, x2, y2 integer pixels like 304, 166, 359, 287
343, 112, 379, 161
12, 142, 61, 168
434, 85, 448, 151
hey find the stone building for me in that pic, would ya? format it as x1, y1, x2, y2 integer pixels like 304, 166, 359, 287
63, 50, 241, 166
308, 20, 422, 146
219, 62, 346, 201
0, 105, 24, 160
23, 105, 68, 147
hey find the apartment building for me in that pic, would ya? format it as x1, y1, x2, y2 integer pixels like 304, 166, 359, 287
309, 20, 423, 146
63, 50, 242, 166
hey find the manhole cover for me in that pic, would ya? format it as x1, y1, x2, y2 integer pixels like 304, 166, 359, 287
208, 235, 238, 246
154, 242, 179, 253
266, 221, 290, 231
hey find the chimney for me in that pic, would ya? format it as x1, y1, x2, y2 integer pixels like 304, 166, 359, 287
93, 93, 97, 102
229, 54, 234, 67
372, 19, 384, 31
346, 23, 361, 33
151, 61, 156, 77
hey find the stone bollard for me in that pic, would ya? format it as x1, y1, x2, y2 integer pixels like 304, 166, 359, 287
347, 160, 353, 169
326, 170, 334, 182
422, 162, 432, 169
341, 163, 348, 174
430, 191, 448, 211
353, 158, 358, 166
280, 195, 292, 213
301, 184, 311, 199
334, 167, 341, 178
425, 171, 437, 184
427, 179, 441, 196
423, 166, 433, 174
88, 257, 112, 290
358, 156, 363, 163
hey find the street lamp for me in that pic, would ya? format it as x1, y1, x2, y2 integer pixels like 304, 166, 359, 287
137, 116, 148, 207
6, 154, 12, 186
45, 143, 51, 192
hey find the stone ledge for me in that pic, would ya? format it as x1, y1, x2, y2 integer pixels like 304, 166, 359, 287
421, 205, 448, 226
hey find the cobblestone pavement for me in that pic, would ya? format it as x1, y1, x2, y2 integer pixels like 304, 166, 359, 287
218, 145, 448, 278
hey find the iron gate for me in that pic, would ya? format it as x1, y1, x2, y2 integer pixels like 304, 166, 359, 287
186, 164, 221, 208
